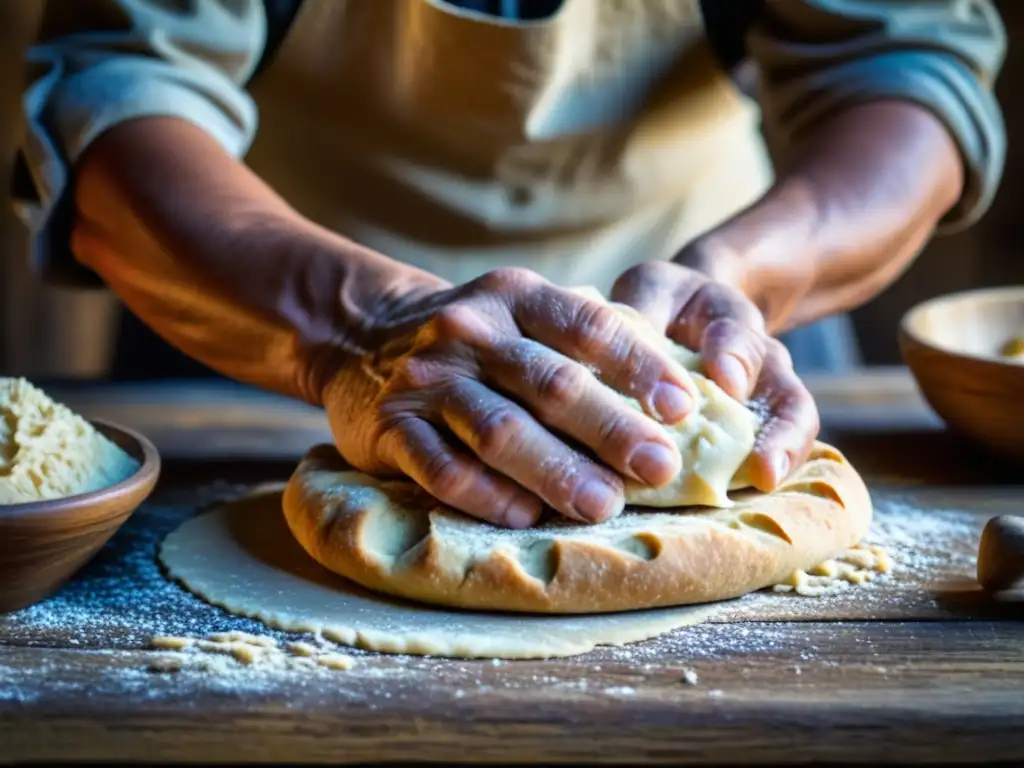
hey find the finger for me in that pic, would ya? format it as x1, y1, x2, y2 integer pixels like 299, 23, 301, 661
746, 341, 819, 492
483, 337, 683, 488
672, 283, 766, 400
609, 261, 686, 333
439, 377, 626, 524
699, 317, 768, 401
512, 282, 698, 425
378, 417, 544, 529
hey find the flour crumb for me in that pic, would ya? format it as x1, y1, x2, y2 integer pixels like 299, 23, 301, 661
206, 631, 278, 648
772, 543, 892, 597
708, 689, 724, 697
681, 668, 699, 686
147, 656, 183, 674
317, 653, 356, 671
150, 636, 192, 651
147, 631, 356, 674
285, 641, 318, 658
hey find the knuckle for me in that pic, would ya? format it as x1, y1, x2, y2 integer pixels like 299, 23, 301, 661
419, 450, 470, 501
533, 361, 589, 410
474, 405, 526, 460
569, 303, 623, 356
391, 356, 438, 390
477, 266, 537, 294
613, 260, 664, 290
595, 411, 638, 453
429, 304, 482, 342
766, 337, 794, 367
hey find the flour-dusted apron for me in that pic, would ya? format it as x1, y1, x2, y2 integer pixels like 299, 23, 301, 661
244, 0, 773, 295
114, 0, 860, 377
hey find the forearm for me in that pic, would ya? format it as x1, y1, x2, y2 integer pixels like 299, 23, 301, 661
73, 117, 444, 403
700, 100, 962, 333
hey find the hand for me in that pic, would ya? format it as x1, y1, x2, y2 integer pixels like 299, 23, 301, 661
611, 261, 819, 491
320, 268, 703, 529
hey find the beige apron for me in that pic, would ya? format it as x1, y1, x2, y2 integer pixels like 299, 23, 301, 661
245, 0, 773, 295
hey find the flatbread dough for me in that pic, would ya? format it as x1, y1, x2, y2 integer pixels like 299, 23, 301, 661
283, 442, 872, 614
571, 286, 758, 508
158, 488, 723, 659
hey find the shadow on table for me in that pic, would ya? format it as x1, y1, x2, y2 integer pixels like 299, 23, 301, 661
821, 427, 1024, 487
931, 581, 1024, 620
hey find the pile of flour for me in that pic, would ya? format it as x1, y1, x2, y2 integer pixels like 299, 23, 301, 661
0, 378, 139, 504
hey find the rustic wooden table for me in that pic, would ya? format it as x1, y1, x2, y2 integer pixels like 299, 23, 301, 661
1, 368, 1023, 765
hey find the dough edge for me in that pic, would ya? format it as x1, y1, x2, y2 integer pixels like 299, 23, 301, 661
283, 442, 872, 615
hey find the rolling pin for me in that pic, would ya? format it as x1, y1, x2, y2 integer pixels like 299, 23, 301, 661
977, 515, 1024, 593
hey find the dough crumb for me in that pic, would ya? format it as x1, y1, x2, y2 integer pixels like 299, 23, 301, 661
147, 657, 183, 674
145, 631, 358, 674
317, 653, 356, 671
286, 641, 319, 658
150, 635, 192, 651
772, 543, 892, 597
206, 631, 278, 648
681, 668, 699, 686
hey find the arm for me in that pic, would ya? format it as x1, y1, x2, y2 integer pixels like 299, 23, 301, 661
15, 0, 438, 402
72, 117, 444, 403
687, 0, 1007, 333
15, 1, 704, 527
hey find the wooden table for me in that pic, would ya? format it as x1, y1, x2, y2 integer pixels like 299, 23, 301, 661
2, 368, 1023, 765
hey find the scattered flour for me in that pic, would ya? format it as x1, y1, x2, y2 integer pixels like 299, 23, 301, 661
147, 631, 356, 672
0, 483, 983, 706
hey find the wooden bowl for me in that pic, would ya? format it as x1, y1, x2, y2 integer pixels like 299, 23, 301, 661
899, 286, 1024, 463
0, 419, 161, 613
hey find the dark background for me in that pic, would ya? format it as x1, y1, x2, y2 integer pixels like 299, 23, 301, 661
1, 0, 1022, 378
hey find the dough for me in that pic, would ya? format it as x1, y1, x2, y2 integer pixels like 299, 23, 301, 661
571, 286, 759, 508
283, 442, 872, 614
1000, 336, 1024, 362
158, 488, 723, 659
0, 377, 139, 504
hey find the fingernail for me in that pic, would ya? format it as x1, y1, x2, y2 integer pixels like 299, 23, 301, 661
629, 442, 681, 486
652, 382, 692, 423
506, 502, 538, 529
573, 478, 624, 523
718, 355, 749, 397
773, 453, 791, 485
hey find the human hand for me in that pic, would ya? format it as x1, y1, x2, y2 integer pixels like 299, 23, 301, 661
611, 261, 819, 491
320, 268, 703, 529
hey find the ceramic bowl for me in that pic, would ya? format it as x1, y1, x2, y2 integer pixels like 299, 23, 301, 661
899, 286, 1024, 463
0, 419, 161, 613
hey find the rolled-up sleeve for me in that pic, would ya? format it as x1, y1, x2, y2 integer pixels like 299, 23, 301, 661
749, 0, 1007, 233
14, 0, 267, 284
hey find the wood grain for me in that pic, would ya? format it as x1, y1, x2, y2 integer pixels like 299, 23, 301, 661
3, 621, 1024, 764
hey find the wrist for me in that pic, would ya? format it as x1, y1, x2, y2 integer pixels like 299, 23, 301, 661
675, 180, 820, 332
252, 218, 448, 406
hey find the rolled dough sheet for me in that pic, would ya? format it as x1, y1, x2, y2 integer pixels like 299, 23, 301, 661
158, 487, 730, 659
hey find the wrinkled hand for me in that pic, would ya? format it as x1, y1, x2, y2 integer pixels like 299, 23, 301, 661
321, 268, 704, 529
612, 261, 819, 491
